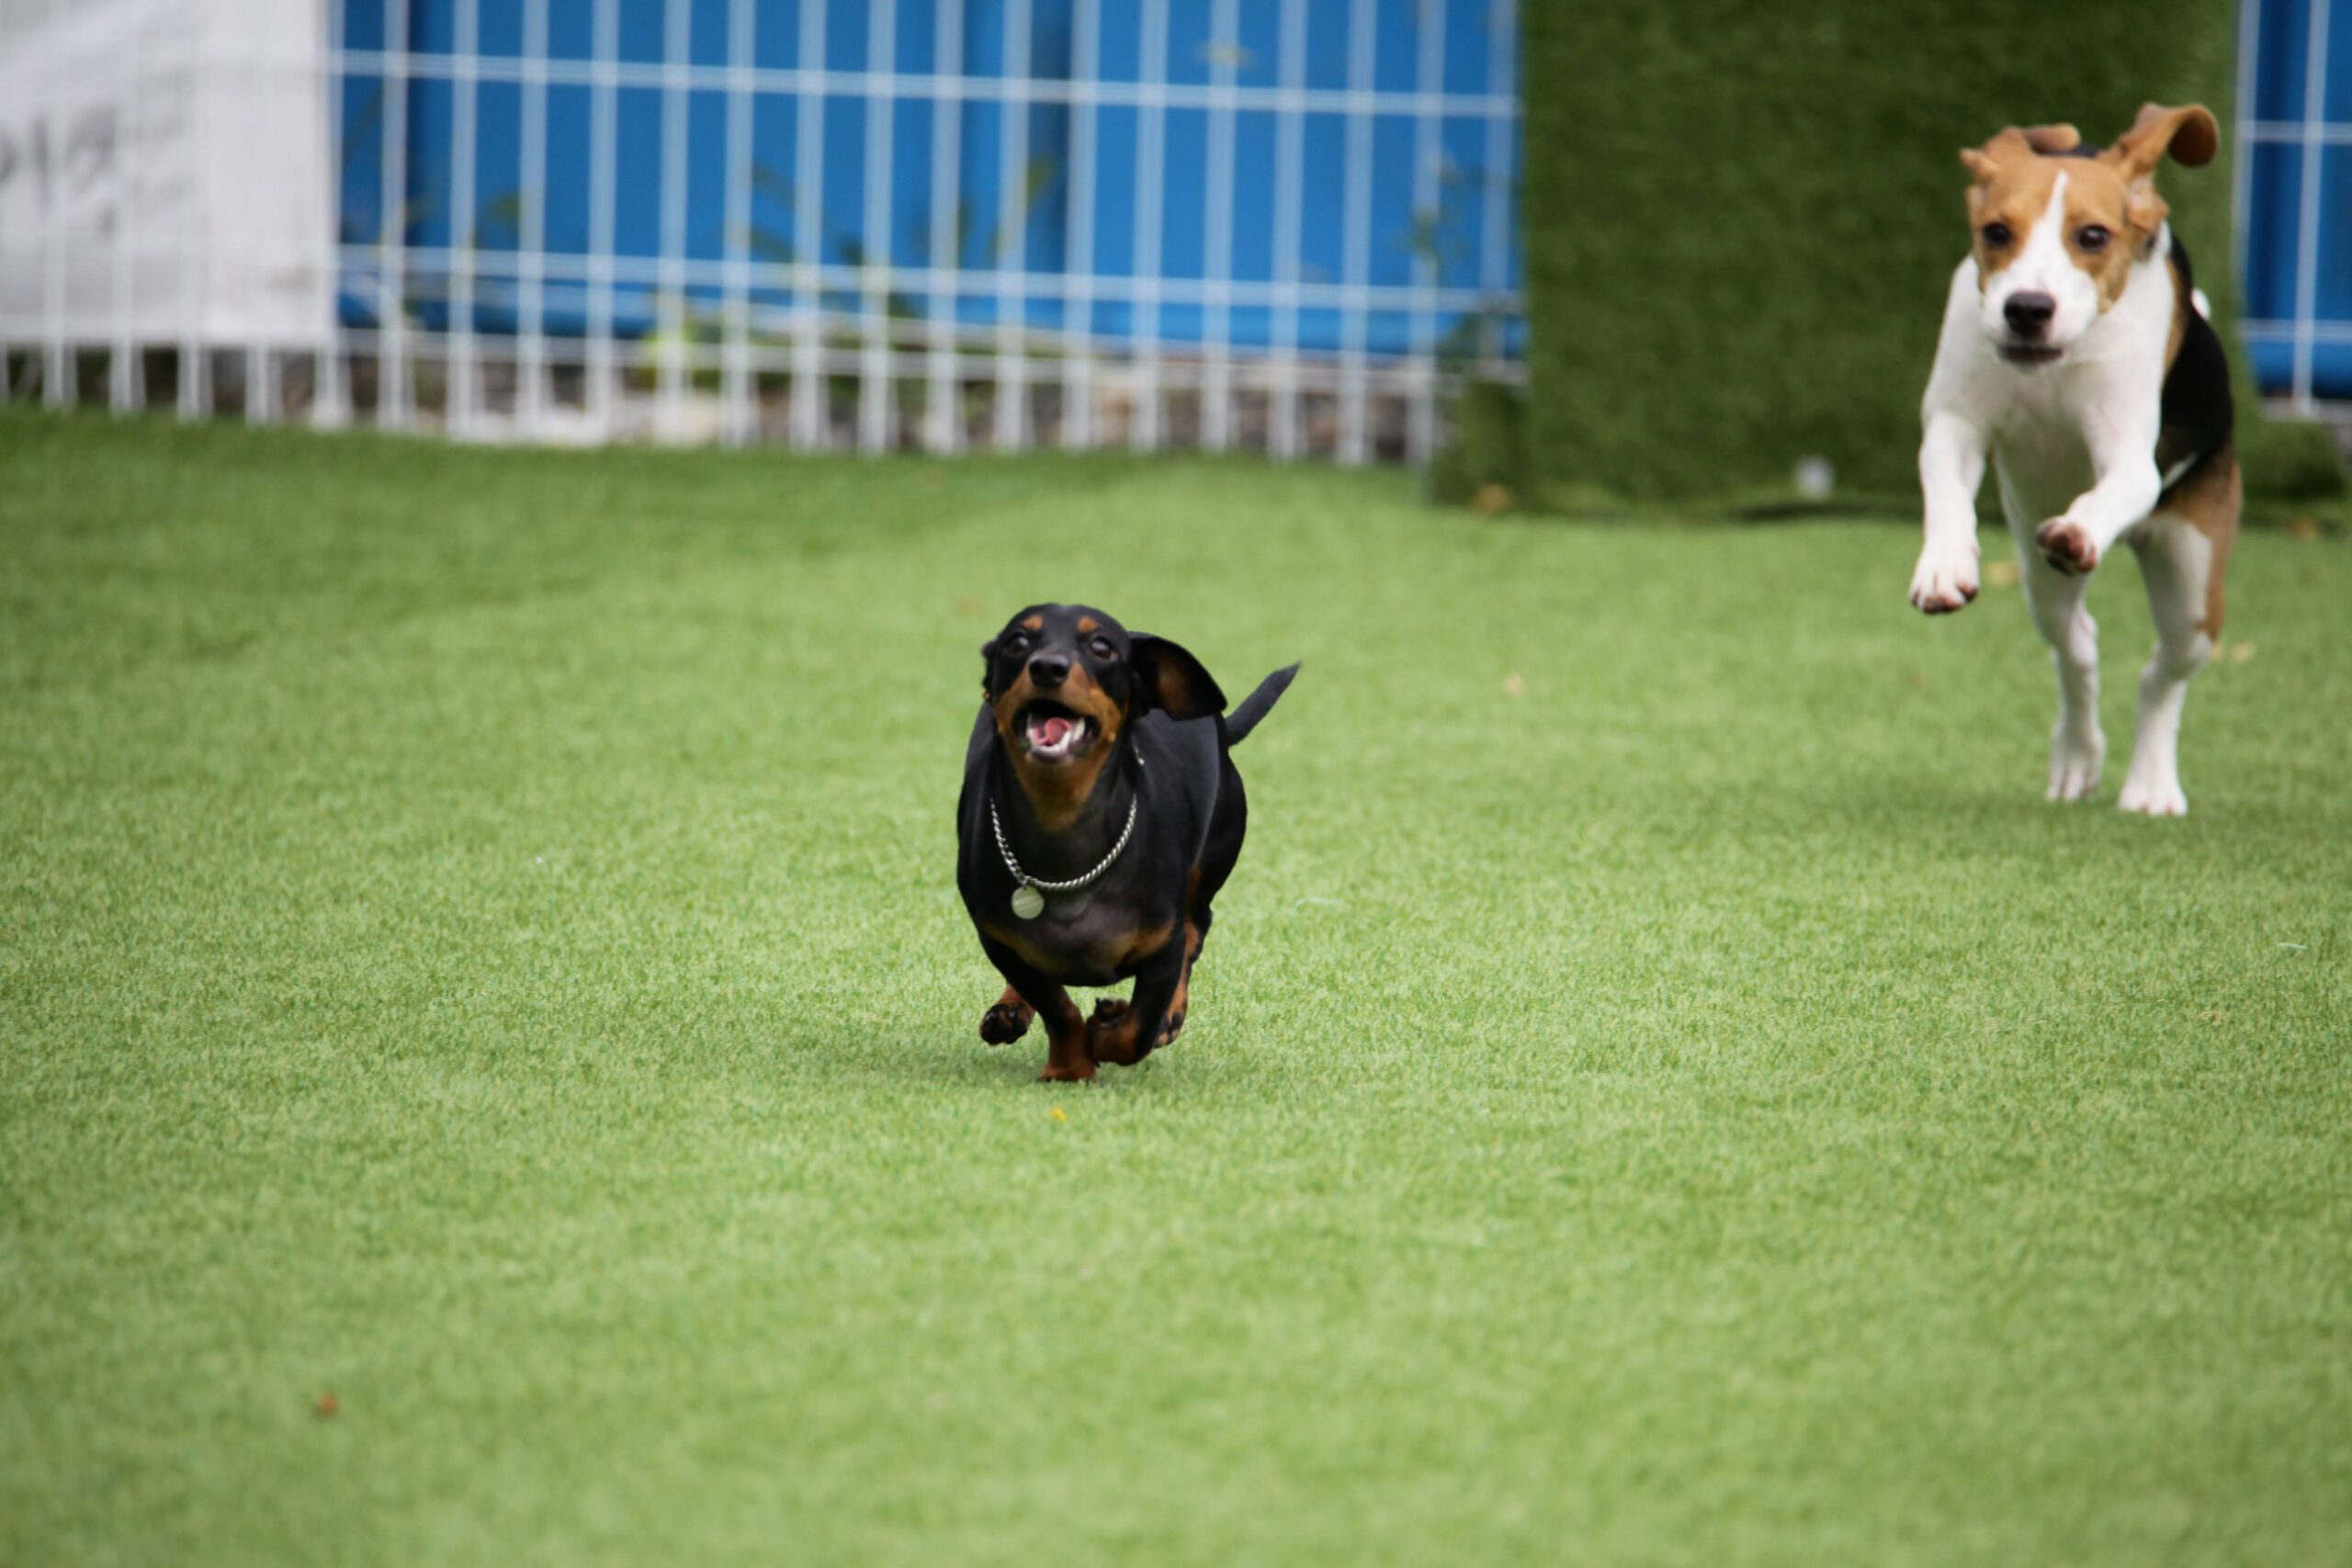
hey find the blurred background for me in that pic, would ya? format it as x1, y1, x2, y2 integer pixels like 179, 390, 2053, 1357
0, 0, 2343, 500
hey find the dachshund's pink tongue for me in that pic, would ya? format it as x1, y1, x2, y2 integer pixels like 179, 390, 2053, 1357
1031, 715, 1075, 747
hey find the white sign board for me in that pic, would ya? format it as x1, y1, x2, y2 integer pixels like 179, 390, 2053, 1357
0, 0, 333, 345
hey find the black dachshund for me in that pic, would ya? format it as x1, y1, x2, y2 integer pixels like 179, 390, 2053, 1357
956, 604, 1298, 1080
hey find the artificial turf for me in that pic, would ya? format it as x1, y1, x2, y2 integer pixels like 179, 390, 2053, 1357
3, 409, 2348, 1565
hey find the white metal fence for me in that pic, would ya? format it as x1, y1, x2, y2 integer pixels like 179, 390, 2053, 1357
2, 0, 1526, 462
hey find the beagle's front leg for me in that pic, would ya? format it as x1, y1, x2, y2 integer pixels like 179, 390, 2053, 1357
1912, 409, 1989, 613
2034, 401, 2163, 576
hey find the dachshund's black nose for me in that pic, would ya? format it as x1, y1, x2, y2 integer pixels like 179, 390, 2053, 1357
2004, 291, 2056, 336
1027, 653, 1070, 688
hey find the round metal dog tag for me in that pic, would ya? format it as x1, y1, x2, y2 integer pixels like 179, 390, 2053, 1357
1011, 885, 1046, 919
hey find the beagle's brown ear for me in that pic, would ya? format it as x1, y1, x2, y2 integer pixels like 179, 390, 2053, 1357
2105, 103, 2220, 179
1129, 634, 1227, 721
1960, 125, 2036, 182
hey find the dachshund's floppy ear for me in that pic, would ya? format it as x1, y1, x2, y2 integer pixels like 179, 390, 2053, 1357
1129, 634, 1227, 720
979, 635, 1000, 697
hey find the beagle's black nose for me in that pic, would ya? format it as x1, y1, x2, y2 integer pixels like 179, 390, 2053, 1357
1026, 653, 1070, 688
2004, 291, 2056, 335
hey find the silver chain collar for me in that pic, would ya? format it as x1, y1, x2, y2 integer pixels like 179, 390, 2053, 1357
990, 794, 1138, 898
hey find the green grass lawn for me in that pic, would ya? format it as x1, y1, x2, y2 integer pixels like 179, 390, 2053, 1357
3, 410, 2348, 1566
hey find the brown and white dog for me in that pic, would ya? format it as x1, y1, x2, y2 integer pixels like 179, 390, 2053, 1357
1909, 104, 2239, 815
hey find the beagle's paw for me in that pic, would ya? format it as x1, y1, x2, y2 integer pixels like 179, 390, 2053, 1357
2047, 727, 2107, 802
2034, 518, 2099, 576
1908, 546, 1980, 614
2117, 772, 2188, 817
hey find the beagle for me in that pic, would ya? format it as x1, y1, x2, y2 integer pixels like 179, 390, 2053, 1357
1909, 104, 2237, 815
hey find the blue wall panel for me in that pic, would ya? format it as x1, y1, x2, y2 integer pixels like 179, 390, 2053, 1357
335, 0, 1521, 357
2242, 0, 2352, 397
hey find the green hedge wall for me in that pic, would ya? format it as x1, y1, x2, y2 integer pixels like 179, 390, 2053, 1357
1520, 0, 2267, 505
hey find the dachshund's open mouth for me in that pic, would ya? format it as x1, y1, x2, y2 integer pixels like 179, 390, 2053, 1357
1019, 700, 1096, 763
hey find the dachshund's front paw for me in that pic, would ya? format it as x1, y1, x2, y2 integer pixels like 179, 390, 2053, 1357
2034, 518, 2099, 575
979, 998, 1034, 1044
1086, 998, 1147, 1066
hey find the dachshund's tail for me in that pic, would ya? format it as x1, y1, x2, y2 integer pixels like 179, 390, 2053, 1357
1225, 663, 1300, 745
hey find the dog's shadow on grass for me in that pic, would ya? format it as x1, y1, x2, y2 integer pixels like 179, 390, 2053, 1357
1792, 773, 2303, 843
763, 1007, 1182, 1097
1662, 758, 2304, 846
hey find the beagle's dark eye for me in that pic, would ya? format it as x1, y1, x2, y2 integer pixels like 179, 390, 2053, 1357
1003, 630, 1031, 653
2074, 224, 2111, 253
1980, 221, 2013, 248
1088, 637, 1116, 660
